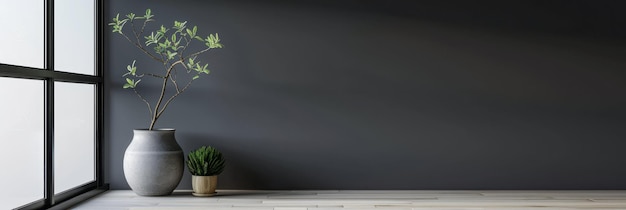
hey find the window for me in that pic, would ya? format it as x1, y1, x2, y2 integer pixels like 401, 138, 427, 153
0, 1, 44, 68
0, 0, 106, 209
0, 78, 44, 210
54, 82, 96, 194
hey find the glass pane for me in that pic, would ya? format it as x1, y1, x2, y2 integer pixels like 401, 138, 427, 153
0, 77, 44, 209
0, 1, 44, 68
55, 0, 95, 75
54, 82, 95, 193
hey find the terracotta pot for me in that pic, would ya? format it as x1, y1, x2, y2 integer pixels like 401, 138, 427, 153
191, 175, 218, 196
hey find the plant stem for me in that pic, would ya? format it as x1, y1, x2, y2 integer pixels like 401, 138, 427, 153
155, 73, 196, 120
149, 59, 184, 130
133, 88, 152, 117
149, 70, 170, 130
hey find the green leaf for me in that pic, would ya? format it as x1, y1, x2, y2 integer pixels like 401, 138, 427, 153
123, 78, 135, 89
109, 14, 129, 34
186, 57, 197, 70
144, 9, 153, 20
205, 33, 223, 49
124, 78, 139, 88
126, 13, 135, 20
173, 21, 187, 32
144, 32, 157, 46
166, 51, 177, 60
192, 75, 199, 80
202, 64, 210, 74
186, 29, 193, 37
163, 39, 171, 47
126, 60, 137, 75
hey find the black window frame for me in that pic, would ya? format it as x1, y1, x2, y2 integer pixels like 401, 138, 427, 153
0, 0, 108, 209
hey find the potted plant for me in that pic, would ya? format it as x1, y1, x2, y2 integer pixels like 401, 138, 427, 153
109, 9, 223, 196
187, 146, 225, 196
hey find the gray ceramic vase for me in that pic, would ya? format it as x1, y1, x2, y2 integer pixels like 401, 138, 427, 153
123, 129, 184, 196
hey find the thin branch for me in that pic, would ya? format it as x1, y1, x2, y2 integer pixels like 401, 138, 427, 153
149, 59, 185, 130
156, 73, 197, 120
179, 34, 192, 59
136, 73, 165, 79
119, 32, 164, 62
184, 47, 211, 61
170, 67, 181, 93
133, 88, 153, 116
129, 20, 143, 48
139, 18, 150, 37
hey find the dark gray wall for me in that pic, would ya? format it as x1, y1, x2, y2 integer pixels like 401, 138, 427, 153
106, 0, 626, 190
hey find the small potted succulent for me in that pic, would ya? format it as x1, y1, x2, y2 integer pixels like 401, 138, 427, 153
187, 146, 225, 196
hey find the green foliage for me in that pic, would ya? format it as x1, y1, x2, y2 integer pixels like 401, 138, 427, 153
186, 146, 225, 176
205, 33, 223, 49
123, 78, 140, 89
110, 9, 220, 86
108, 14, 127, 34
123, 60, 137, 76
109, 8, 223, 130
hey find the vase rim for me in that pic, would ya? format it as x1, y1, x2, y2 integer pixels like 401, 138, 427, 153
133, 128, 176, 131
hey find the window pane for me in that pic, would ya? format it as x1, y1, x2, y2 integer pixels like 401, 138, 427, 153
0, 77, 44, 209
55, 0, 95, 75
54, 82, 95, 194
0, 1, 44, 68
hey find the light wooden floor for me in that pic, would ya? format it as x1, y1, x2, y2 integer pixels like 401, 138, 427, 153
71, 190, 626, 210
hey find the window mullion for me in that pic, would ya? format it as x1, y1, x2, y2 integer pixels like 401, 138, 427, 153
44, 0, 55, 207
96, 0, 105, 187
